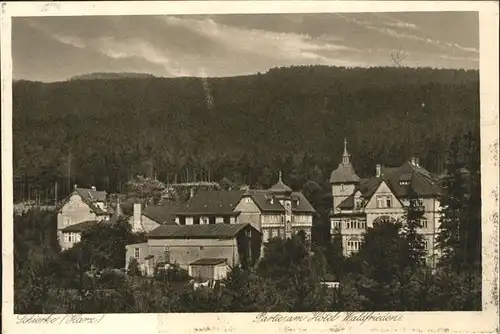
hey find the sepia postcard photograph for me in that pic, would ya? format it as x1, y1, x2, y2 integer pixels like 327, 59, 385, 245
1, 1, 499, 334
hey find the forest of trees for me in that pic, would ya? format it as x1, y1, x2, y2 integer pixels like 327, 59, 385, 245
13, 130, 482, 313
13, 65, 479, 203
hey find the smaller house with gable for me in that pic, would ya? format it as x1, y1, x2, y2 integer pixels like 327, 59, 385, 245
57, 185, 112, 250
125, 223, 262, 279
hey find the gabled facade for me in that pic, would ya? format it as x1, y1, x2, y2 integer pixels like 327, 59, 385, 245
329, 140, 442, 267
172, 173, 316, 245
57, 185, 111, 250
234, 173, 316, 243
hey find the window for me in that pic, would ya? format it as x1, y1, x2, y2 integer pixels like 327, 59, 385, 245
63, 233, 69, 242
340, 184, 345, 191
376, 196, 392, 208
420, 219, 428, 228
263, 229, 270, 241
179, 216, 186, 225
201, 217, 209, 225
423, 239, 429, 250
64, 217, 71, 226
332, 221, 340, 230
245, 197, 251, 204
134, 248, 140, 259
272, 229, 278, 238
347, 240, 361, 251
164, 247, 171, 263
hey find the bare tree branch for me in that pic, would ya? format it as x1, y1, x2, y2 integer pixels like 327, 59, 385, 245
391, 44, 408, 67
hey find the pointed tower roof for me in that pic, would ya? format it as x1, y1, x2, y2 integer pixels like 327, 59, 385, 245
329, 138, 360, 184
108, 199, 124, 224
268, 171, 292, 195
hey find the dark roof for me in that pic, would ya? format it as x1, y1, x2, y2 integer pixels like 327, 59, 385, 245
337, 161, 442, 210
291, 192, 316, 213
76, 187, 107, 202
381, 162, 442, 197
268, 178, 292, 194
330, 162, 360, 184
60, 220, 98, 232
178, 190, 244, 215
147, 223, 259, 239
245, 190, 316, 213
244, 190, 286, 212
58, 188, 109, 215
190, 258, 228, 266
176, 187, 316, 216
337, 195, 355, 209
143, 203, 183, 225
399, 172, 413, 182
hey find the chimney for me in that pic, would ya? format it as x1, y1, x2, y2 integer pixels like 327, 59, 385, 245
376, 164, 382, 177
133, 203, 142, 232
74, 184, 77, 190
415, 158, 420, 167
189, 188, 195, 199
411, 157, 417, 166
91, 186, 96, 191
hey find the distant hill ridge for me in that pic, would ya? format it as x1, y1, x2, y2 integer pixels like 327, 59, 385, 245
70, 72, 157, 81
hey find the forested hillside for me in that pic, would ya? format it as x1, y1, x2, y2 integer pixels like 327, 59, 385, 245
13, 65, 480, 202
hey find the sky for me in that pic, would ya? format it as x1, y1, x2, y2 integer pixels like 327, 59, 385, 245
12, 12, 479, 82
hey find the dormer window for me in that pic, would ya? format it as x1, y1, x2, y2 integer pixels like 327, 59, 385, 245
340, 184, 345, 191
399, 173, 413, 186
355, 199, 363, 210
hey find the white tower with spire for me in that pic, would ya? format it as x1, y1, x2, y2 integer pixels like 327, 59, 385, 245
329, 138, 360, 211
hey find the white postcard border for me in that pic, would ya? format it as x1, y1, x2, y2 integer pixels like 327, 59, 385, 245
1, 2, 499, 334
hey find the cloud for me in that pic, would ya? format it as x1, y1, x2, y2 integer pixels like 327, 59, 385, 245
163, 16, 355, 55
373, 13, 419, 30
13, 13, 479, 81
160, 16, 361, 68
52, 34, 86, 49
336, 13, 478, 54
